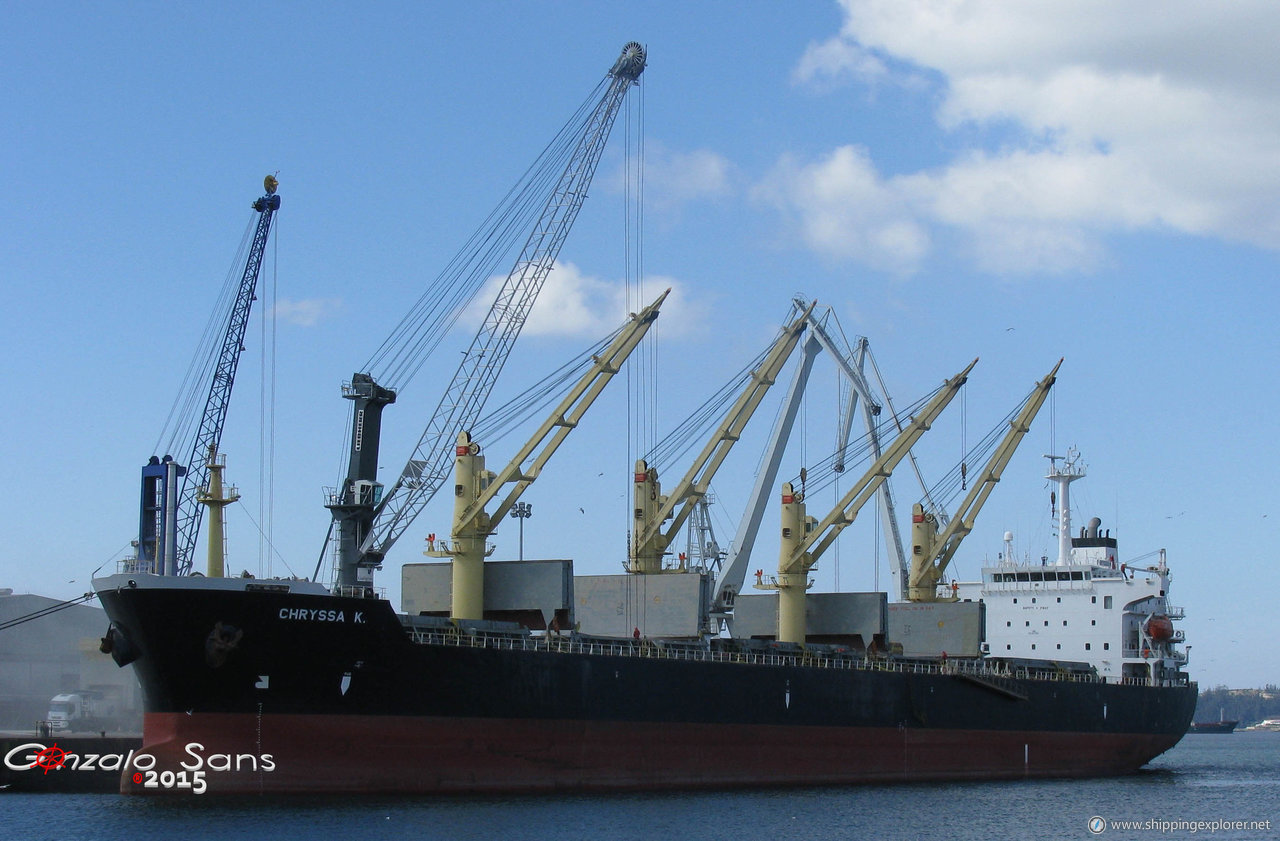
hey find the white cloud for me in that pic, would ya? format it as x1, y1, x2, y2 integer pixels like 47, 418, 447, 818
647, 146, 734, 207
756, 146, 930, 274
793, 36, 888, 87
271, 297, 342, 326
467, 261, 702, 339
775, 0, 1280, 274
605, 142, 734, 212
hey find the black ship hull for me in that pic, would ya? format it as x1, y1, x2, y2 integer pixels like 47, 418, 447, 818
95, 574, 1196, 794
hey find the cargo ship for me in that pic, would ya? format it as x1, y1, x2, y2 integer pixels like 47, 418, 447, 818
88, 41, 1194, 795
92, 419, 1196, 794
93, 570, 1194, 794
91, 355, 1197, 794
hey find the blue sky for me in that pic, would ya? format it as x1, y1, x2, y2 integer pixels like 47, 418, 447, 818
3, 1, 1276, 689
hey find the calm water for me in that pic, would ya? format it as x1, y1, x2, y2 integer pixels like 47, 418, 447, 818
6, 732, 1278, 841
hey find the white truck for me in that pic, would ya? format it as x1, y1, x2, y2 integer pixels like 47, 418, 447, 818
46, 691, 117, 733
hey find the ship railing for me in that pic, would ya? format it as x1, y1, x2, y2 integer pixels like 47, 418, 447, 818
1117, 675, 1191, 688
1122, 646, 1182, 659
403, 628, 1146, 688
331, 584, 387, 600
1165, 605, 1186, 619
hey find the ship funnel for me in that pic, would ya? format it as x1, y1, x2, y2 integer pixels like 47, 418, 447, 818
1087, 517, 1102, 539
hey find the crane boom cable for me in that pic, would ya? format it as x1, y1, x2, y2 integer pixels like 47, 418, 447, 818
790, 359, 978, 569
170, 186, 281, 573
358, 43, 646, 565
362, 79, 612, 391
862, 343, 948, 523
153, 215, 257, 457
642, 345, 772, 469
908, 360, 1060, 598
641, 300, 808, 468
788, 387, 940, 498
259, 216, 281, 575
922, 400, 1024, 511
470, 330, 619, 446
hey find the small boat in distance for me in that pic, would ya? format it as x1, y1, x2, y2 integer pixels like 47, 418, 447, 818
1188, 720, 1238, 734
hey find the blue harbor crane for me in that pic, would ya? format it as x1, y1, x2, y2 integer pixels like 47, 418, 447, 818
136, 176, 282, 576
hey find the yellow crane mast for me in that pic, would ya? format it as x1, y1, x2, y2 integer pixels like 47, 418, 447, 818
428, 290, 669, 620
907, 359, 1063, 602
759, 359, 978, 644
629, 303, 817, 575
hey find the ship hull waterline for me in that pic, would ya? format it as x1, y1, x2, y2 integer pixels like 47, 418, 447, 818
131, 712, 1185, 794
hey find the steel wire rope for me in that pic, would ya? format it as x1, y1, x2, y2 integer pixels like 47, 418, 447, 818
170, 219, 257, 456
258, 218, 280, 576
469, 330, 618, 446
365, 95, 590, 378
153, 214, 257, 457
788, 388, 940, 499
361, 80, 611, 392
323, 76, 618, 558
909, 399, 1025, 586
918, 391, 1031, 512
0, 593, 99, 632
643, 315, 801, 470
231, 499, 298, 579
156, 221, 251, 454
640, 344, 771, 470
637, 80, 655, 460
373, 158, 557, 389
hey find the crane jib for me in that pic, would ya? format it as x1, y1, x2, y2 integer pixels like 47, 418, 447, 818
327, 43, 647, 590
139, 182, 280, 577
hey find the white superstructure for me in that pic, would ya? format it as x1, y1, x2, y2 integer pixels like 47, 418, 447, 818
954, 451, 1186, 685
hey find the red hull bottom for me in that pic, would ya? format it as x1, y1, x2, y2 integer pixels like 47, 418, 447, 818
121, 713, 1182, 794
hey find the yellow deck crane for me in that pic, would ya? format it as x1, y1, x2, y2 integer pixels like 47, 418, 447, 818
629, 303, 816, 575
907, 359, 1063, 602
758, 360, 977, 644
427, 290, 668, 620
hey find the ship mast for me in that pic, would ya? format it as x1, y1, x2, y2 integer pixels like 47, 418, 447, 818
1046, 448, 1086, 565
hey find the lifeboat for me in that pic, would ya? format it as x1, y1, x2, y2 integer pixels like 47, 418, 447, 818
1146, 614, 1175, 642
